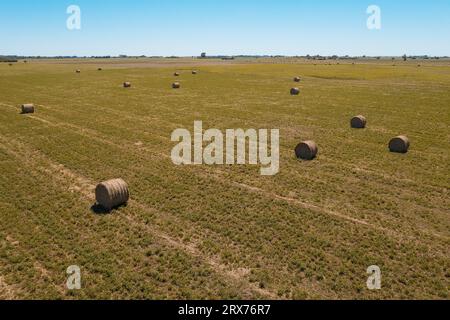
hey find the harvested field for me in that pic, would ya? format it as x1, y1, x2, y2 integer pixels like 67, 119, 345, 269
0, 58, 449, 300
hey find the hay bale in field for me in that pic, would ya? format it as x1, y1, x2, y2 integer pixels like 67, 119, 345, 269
294, 76, 301, 82
21, 104, 35, 114
8, 63, 13, 66
389, 136, 410, 153
95, 178, 129, 211
98, 68, 103, 71
295, 141, 318, 160
76, 69, 81, 73
192, 70, 198, 75
351, 115, 367, 129
174, 72, 180, 76
123, 82, 131, 88
290, 87, 300, 95
172, 82, 180, 89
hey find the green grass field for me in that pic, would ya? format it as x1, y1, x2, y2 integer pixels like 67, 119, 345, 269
0, 58, 448, 299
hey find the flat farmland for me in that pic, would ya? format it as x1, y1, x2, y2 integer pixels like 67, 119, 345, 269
0, 59, 449, 299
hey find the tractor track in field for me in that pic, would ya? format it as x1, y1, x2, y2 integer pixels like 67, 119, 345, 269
0, 134, 278, 299
230, 181, 448, 243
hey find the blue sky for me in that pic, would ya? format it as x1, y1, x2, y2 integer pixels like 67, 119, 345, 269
1, 0, 449, 56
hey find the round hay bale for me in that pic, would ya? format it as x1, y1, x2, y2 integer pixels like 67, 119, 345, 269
351, 115, 367, 129
123, 82, 131, 88
174, 72, 180, 76
8, 63, 13, 66
389, 136, 410, 153
172, 82, 180, 89
192, 70, 198, 75
295, 141, 318, 160
290, 87, 300, 95
21, 104, 35, 114
95, 178, 129, 210
76, 69, 81, 73
98, 68, 103, 71
294, 76, 301, 82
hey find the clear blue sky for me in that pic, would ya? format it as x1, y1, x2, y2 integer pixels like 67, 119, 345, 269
1, 0, 449, 56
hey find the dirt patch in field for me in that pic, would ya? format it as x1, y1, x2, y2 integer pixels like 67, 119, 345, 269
0, 276, 19, 300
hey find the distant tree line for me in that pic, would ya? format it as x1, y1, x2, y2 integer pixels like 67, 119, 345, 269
0, 56, 18, 62
1, 54, 448, 61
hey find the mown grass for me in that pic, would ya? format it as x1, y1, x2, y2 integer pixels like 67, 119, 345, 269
0, 59, 448, 299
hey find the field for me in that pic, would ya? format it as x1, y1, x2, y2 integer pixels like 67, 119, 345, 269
0, 58, 449, 299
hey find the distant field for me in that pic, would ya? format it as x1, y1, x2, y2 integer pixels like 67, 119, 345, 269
0, 58, 448, 299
